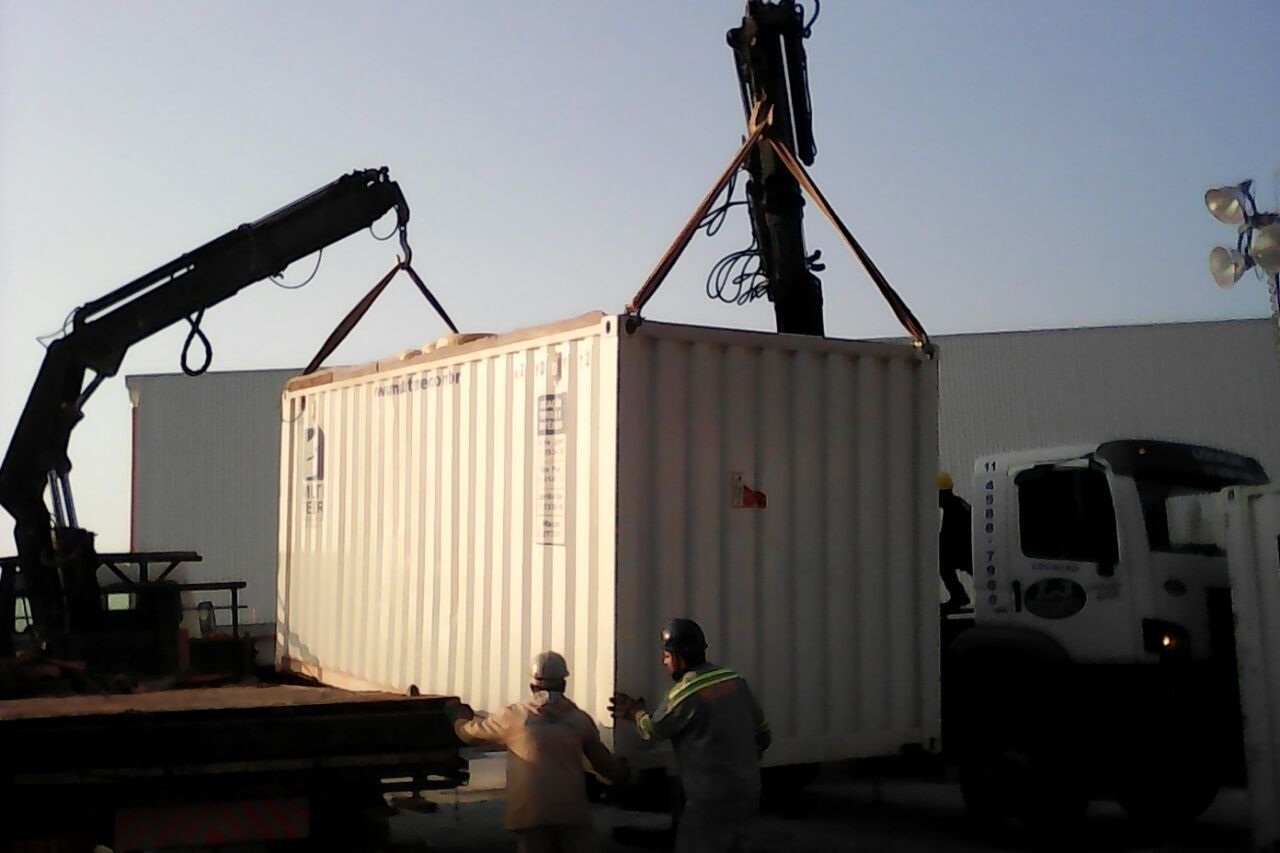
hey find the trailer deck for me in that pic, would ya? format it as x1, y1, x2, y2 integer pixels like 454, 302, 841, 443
0, 682, 428, 720
0, 680, 467, 817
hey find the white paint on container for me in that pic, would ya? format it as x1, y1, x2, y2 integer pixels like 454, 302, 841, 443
1221, 486, 1280, 850
276, 312, 939, 765
127, 369, 296, 631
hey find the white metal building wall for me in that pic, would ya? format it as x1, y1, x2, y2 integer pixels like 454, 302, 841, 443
936, 319, 1280, 502
127, 369, 296, 628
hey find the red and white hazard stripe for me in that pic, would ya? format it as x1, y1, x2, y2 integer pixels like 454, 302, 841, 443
114, 797, 308, 850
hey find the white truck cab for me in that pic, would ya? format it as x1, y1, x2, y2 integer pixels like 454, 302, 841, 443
971, 439, 1267, 665
948, 439, 1268, 827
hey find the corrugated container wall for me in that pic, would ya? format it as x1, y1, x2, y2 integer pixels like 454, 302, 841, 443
277, 314, 939, 765
128, 369, 297, 629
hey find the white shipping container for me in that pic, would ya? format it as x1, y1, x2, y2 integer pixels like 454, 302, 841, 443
277, 313, 939, 766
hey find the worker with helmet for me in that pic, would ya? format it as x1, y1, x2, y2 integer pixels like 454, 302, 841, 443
938, 470, 973, 613
609, 618, 771, 853
451, 651, 626, 853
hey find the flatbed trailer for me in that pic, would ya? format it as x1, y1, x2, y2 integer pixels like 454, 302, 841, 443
0, 682, 466, 850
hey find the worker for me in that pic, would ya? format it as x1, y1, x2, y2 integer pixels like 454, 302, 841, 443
609, 618, 770, 853
450, 651, 626, 853
938, 470, 973, 613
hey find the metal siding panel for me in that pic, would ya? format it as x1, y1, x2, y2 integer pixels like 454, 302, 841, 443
129, 370, 295, 631
276, 394, 297, 661
614, 334, 654, 722
529, 350, 548, 674
372, 390, 390, 686
595, 327, 620, 725
572, 340, 595, 712
487, 356, 508, 714
344, 386, 367, 679
886, 358, 915, 728
722, 346, 760, 694
423, 376, 441, 687
456, 362, 474, 701
823, 354, 858, 734
549, 345, 568, 658
470, 358, 491, 707
758, 347, 792, 733
508, 350, 528, 702
937, 320, 1280, 502
791, 350, 826, 737
855, 356, 889, 734
614, 323, 937, 765
916, 356, 942, 737
687, 343, 724, 675
438, 369, 457, 691
655, 340, 690, 631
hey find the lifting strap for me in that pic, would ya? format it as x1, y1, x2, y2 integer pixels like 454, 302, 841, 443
302, 260, 459, 376
626, 100, 932, 351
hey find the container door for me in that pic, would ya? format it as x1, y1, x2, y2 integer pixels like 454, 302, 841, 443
1000, 461, 1139, 662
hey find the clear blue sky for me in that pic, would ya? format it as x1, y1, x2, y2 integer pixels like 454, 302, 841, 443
2, 1, 1278, 549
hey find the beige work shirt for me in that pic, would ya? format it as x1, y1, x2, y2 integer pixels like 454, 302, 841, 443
455, 692, 618, 830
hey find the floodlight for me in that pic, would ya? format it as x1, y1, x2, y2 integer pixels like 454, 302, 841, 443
1204, 181, 1253, 226
1249, 220, 1280, 276
1210, 246, 1252, 288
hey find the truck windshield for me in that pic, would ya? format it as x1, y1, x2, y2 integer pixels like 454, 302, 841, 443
1136, 482, 1224, 556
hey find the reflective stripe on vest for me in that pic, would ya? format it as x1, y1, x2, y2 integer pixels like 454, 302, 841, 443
666, 667, 742, 709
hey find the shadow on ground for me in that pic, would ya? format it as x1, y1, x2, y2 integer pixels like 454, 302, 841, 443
385, 770, 1254, 853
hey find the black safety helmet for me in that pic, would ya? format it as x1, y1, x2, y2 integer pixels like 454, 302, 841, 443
661, 618, 708, 658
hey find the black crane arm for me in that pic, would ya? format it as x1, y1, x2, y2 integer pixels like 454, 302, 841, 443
728, 0, 825, 336
0, 167, 409, 656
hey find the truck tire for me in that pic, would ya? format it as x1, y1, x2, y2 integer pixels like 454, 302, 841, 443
960, 735, 1087, 834
1117, 764, 1219, 825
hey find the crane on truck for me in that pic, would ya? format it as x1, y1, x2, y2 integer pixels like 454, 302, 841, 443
0, 167, 427, 667
0, 167, 469, 851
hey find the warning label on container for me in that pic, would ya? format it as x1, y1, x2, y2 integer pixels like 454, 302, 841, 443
536, 394, 566, 545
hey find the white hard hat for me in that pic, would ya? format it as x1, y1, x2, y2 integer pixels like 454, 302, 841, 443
530, 650, 570, 685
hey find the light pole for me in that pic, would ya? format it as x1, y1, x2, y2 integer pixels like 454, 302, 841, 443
1205, 180, 1280, 354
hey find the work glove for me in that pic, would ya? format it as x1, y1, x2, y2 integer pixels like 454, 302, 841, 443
608, 692, 646, 722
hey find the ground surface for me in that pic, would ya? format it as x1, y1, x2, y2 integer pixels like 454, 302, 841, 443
385, 764, 1257, 853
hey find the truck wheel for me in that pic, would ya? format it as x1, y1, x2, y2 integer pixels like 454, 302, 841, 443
960, 739, 1086, 834
1117, 768, 1219, 825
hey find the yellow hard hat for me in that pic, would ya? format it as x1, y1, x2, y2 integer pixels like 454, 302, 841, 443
937, 471, 954, 491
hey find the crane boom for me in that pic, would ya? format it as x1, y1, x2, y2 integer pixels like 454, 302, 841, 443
0, 168, 409, 658
728, 0, 825, 336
